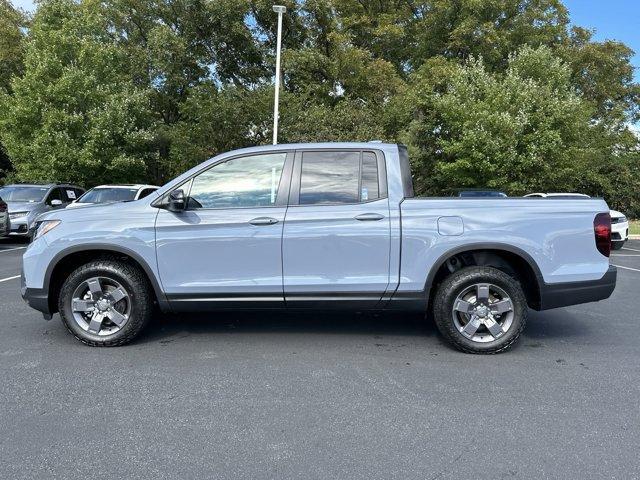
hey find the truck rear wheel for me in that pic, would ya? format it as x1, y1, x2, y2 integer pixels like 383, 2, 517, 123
58, 259, 153, 346
432, 266, 527, 354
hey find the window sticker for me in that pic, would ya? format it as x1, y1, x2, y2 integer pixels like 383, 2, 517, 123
66, 190, 76, 199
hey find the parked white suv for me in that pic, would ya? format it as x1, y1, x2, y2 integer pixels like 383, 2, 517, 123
524, 193, 628, 249
609, 210, 629, 250
67, 184, 159, 208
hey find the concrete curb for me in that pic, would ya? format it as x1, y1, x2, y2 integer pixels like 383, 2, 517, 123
629, 235, 640, 240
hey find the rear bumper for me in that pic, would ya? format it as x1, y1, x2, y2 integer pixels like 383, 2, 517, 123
538, 265, 617, 310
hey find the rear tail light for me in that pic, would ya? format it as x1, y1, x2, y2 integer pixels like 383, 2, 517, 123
594, 212, 611, 257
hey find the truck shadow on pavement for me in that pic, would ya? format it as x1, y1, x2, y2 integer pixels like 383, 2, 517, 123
133, 308, 591, 347
137, 310, 434, 345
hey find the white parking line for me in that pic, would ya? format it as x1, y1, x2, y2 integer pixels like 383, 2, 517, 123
622, 247, 640, 253
0, 247, 27, 254
613, 264, 640, 273
0, 275, 20, 283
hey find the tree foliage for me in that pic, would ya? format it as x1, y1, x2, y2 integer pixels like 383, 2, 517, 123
0, 0, 638, 214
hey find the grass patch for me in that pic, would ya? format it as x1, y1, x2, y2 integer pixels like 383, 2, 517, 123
630, 220, 640, 236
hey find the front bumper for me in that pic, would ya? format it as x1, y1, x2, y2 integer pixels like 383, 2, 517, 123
611, 221, 629, 242
9, 216, 31, 235
21, 268, 52, 319
538, 265, 617, 310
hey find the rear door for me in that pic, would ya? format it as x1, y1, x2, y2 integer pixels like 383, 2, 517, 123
282, 149, 391, 308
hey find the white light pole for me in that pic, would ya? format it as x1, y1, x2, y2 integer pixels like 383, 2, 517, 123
272, 5, 286, 145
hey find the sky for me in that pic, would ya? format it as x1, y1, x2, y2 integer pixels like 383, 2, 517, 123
10, 0, 640, 82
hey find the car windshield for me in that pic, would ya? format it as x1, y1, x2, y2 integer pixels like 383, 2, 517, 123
77, 188, 139, 204
0, 186, 49, 203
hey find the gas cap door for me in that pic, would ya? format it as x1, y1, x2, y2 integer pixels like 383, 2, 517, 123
438, 216, 464, 236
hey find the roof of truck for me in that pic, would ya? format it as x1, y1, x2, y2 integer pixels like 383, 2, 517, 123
224, 142, 400, 153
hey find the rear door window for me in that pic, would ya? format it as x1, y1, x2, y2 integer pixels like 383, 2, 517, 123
360, 152, 379, 201
62, 188, 78, 202
46, 188, 62, 205
299, 151, 360, 205
298, 150, 383, 205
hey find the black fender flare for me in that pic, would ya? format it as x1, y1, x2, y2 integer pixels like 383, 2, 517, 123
44, 243, 170, 312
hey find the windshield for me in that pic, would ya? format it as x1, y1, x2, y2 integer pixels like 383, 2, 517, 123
0, 186, 49, 203
77, 187, 138, 204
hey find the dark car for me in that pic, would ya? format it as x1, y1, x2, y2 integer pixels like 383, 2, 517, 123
457, 189, 508, 198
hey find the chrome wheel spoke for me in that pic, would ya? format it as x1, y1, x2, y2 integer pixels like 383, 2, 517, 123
87, 278, 103, 299
72, 299, 94, 312
109, 288, 127, 304
453, 299, 475, 314
106, 309, 127, 326
476, 284, 490, 303
461, 316, 481, 338
490, 299, 513, 315
484, 317, 504, 338
87, 313, 103, 334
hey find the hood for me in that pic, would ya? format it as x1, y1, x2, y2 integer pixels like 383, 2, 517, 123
37, 200, 139, 223
610, 209, 625, 219
6, 201, 39, 213
66, 202, 95, 209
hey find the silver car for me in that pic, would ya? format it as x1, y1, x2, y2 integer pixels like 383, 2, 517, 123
0, 183, 85, 236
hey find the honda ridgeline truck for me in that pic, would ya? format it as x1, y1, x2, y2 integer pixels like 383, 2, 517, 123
21, 143, 616, 353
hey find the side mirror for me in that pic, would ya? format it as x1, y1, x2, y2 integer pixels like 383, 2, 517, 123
167, 189, 186, 212
50, 199, 63, 207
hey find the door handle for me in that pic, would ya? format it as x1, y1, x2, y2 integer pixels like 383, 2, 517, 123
354, 213, 385, 221
249, 217, 279, 226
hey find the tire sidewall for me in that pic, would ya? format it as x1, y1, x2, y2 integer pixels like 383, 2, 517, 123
434, 267, 527, 353
611, 241, 624, 251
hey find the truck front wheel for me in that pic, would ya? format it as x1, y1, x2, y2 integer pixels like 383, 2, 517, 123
432, 266, 527, 354
58, 259, 153, 346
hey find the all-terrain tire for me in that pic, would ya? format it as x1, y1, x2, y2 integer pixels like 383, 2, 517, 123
58, 259, 153, 346
432, 266, 527, 354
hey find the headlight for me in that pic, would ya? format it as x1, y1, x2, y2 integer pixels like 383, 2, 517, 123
33, 220, 61, 239
9, 211, 28, 220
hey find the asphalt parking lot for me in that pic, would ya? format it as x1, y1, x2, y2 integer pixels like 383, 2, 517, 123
1, 237, 639, 479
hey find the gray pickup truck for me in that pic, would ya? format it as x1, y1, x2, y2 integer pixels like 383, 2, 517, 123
21, 143, 616, 353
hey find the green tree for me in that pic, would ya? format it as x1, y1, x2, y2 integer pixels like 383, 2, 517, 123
0, 0, 638, 216
402, 46, 617, 195
0, 0, 155, 185
0, 0, 29, 180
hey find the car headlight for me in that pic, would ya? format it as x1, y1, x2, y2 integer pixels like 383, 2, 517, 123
9, 211, 29, 220
33, 220, 61, 239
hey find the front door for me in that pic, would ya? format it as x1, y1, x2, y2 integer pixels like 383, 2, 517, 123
282, 149, 391, 308
155, 152, 293, 308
